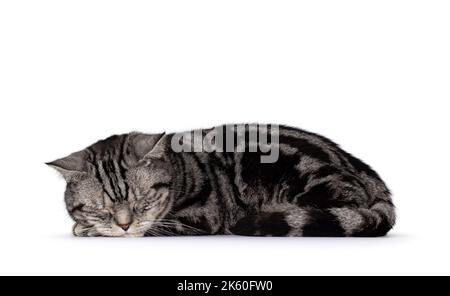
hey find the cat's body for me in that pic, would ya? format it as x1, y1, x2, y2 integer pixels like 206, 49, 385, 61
48, 124, 395, 237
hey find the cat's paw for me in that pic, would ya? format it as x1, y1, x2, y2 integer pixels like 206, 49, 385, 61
230, 215, 262, 236
230, 213, 291, 237
73, 223, 96, 237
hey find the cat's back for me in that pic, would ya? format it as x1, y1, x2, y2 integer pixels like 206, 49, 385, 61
277, 125, 383, 180
230, 124, 389, 201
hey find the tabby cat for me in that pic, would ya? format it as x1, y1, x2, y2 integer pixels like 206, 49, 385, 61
47, 124, 395, 237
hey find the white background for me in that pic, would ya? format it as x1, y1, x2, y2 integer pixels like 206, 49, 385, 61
0, 0, 449, 276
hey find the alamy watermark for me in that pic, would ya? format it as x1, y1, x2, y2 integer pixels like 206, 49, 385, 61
170, 124, 280, 163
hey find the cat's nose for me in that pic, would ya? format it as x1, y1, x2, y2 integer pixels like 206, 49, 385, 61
118, 223, 130, 231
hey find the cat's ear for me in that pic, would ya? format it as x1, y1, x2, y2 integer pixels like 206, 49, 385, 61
130, 133, 167, 161
145, 134, 168, 160
46, 150, 88, 181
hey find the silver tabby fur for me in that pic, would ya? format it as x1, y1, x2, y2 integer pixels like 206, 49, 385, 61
48, 124, 396, 237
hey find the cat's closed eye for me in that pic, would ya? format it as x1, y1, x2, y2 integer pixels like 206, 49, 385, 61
151, 182, 171, 190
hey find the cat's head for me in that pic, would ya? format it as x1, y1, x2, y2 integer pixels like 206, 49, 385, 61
47, 133, 174, 237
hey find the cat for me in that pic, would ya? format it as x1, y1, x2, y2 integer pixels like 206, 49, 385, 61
47, 124, 395, 237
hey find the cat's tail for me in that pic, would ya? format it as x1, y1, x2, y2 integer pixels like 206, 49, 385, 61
315, 200, 396, 237
231, 200, 396, 237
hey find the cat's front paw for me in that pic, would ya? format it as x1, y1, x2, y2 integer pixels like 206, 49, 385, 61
73, 223, 97, 237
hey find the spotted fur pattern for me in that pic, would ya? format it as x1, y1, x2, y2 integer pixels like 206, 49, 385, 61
48, 125, 395, 237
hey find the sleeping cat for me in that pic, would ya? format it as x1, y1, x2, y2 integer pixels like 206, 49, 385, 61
47, 124, 395, 237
